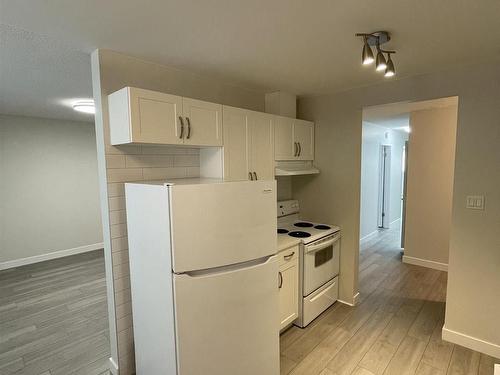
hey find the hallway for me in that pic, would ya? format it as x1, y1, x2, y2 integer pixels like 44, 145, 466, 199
279, 226, 498, 375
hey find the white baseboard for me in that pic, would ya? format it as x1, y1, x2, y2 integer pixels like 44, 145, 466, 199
389, 218, 401, 226
108, 357, 119, 375
442, 326, 500, 359
402, 255, 448, 272
0, 242, 104, 270
338, 292, 360, 307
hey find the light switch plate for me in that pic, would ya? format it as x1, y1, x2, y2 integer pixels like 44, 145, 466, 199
466, 195, 485, 210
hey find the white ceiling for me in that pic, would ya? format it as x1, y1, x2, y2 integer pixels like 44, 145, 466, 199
1, 1, 499, 121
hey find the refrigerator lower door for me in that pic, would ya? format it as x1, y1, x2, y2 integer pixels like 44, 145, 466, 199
173, 256, 280, 375
169, 180, 277, 273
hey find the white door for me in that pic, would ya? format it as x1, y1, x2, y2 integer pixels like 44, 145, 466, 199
294, 119, 314, 160
248, 111, 274, 181
169, 180, 277, 273
182, 98, 222, 146
131, 88, 184, 144
173, 256, 280, 375
274, 116, 295, 160
223, 106, 250, 181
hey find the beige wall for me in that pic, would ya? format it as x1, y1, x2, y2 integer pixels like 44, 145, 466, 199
404, 106, 457, 266
0, 114, 102, 266
91, 50, 266, 374
296, 62, 500, 356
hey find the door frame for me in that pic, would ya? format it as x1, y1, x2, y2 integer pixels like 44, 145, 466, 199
377, 145, 391, 229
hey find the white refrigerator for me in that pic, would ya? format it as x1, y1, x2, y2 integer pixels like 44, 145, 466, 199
125, 178, 279, 375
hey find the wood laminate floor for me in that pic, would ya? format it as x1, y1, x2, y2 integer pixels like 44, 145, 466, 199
280, 226, 499, 375
0, 250, 110, 375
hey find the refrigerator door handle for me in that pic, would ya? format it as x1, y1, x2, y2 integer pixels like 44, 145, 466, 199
178, 255, 275, 278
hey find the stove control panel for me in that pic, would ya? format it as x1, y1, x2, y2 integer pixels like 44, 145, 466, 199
277, 200, 300, 218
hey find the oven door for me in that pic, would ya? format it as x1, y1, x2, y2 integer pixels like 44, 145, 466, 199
302, 232, 340, 296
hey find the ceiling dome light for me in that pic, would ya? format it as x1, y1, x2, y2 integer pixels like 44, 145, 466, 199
375, 49, 387, 71
362, 37, 374, 65
73, 100, 95, 114
384, 54, 395, 77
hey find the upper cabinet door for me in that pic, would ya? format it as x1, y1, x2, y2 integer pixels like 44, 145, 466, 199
109, 87, 183, 145
222, 106, 249, 182
249, 111, 274, 181
293, 119, 314, 160
182, 98, 222, 146
274, 116, 295, 160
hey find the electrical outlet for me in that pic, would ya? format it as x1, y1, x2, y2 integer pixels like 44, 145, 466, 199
466, 195, 485, 210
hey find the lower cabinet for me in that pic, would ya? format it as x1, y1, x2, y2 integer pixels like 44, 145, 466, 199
278, 245, 299, 331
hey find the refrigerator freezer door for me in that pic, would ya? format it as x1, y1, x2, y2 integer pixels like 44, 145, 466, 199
169, 180, 277, 273
173, 256, 280, 375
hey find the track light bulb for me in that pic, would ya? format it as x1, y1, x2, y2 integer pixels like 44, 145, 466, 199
384, 54, 395, 77
362, 38, 374, 65
376, 50, 387, 72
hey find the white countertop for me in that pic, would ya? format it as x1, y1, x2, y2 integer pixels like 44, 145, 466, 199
277, 234, 301, 252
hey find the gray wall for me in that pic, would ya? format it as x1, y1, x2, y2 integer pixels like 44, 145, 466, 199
360, 123, 408, 239
0, 114, 102, 265
295, 62, 500, 356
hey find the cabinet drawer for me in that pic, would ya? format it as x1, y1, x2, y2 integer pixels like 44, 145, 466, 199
278, 246, 299, 267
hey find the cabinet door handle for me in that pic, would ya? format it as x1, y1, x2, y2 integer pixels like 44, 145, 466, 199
298, 142, 301, 156
253, 172, 258, 180
283, 252, 295, 260
249, 172, 253, 181
178, 116, 184, 139
186, 117, 191, 139
278, 271, 283, 289
294, 142, 298, 157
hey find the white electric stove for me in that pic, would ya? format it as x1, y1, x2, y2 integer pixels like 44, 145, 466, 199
277, 200, 341, 327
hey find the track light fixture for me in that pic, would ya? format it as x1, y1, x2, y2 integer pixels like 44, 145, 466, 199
362, 36, 374, 65
356, 31, 396, 78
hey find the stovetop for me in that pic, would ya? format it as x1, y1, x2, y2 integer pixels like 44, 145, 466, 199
277, 219, 340, 244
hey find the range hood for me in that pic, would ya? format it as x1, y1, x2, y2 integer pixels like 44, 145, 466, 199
275, 161, 320, 176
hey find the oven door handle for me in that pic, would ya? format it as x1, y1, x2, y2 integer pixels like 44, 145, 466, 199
305, 234, 340, 254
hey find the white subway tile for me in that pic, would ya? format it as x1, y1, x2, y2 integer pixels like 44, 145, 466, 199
107, 183, 125, 198
173, 154, 199, 167
107, 168, 143, 183
110, 210, 127, 225
125, 155, 174, 168
108, 196, 126, 211
143, 167, 186, 180
106, 144, 142, 155
106, 154, 126, 168
141, 145, 189, 155
111, 237, 128, 252
110, 223, 127, 239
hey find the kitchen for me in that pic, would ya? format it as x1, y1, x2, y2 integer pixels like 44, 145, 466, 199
104, 83, 340, 374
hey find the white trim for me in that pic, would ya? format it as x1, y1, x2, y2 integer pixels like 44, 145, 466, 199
495, 364, 500, 375
402, 255, 448, 272
108, 357, 119, 375
0, 243, 104, 270
442, 326, 500, 359
338, 292, 360, 307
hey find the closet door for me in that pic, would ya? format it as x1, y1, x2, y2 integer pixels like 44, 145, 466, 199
222, 106, 250, 181
249, 111, 274, 181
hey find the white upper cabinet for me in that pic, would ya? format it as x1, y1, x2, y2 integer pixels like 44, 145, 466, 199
293, 119, 314, 160
182, 98, 222, 146
223, 106, 274, 182
108, 87, 221, 146
274, 116, 314, 161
